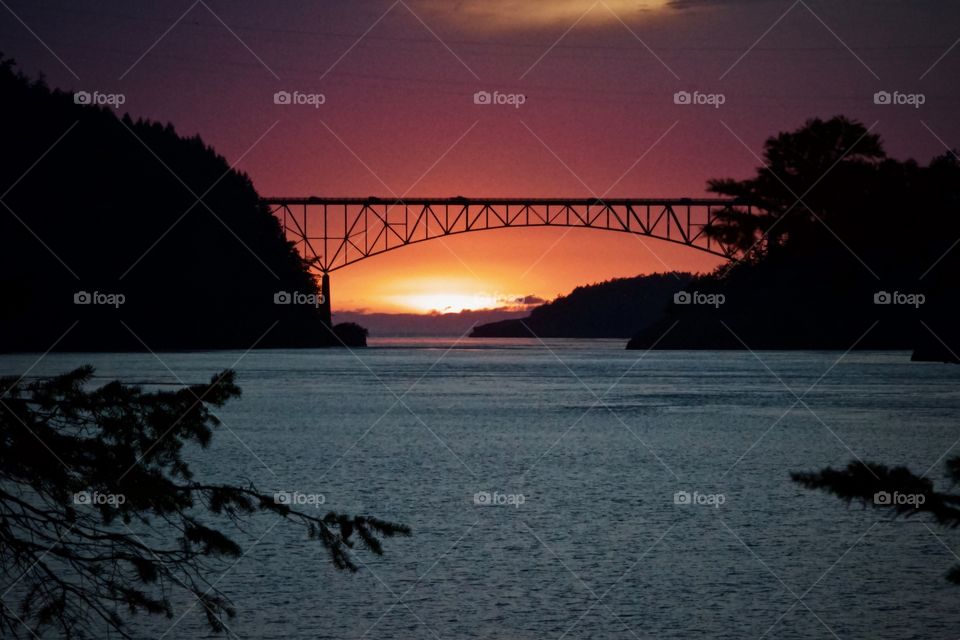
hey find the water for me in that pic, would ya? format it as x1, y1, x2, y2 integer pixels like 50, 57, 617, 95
3, 340, 960, 639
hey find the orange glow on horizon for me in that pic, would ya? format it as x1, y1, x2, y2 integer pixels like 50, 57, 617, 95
326, 227, 725, 315
368, 275, 530, 313
390, 292, 511, 314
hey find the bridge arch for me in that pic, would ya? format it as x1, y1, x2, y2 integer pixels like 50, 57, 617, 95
262, 197, 746, 273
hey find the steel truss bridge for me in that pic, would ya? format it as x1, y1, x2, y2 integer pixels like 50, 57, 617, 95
261, 197, 747, 274
260, 197, 746, 326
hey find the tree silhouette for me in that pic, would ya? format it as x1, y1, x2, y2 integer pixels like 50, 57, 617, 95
0, 367, 409, 638
705, 116, 886, 255
628, 116, 960, 357
793, 457, 960, 584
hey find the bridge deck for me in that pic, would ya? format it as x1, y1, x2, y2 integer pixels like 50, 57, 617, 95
262, 197, 742, 206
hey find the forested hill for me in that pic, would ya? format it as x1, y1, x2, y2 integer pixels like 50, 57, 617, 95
0, 58, 354, 351
626, 117, 960, 361
470, 273, 693, 339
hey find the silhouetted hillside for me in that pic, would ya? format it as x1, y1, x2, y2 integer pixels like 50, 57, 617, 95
0, 58, 358, 351
626, 117, 960, 360
471, 273, 693, 338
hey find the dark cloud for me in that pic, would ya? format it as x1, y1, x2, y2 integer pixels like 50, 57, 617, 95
514, 295, 546, 306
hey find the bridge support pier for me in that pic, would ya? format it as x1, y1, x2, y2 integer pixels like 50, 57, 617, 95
320, 272, 332, 329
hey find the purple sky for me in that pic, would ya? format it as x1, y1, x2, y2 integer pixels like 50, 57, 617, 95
3, 0, 958, 312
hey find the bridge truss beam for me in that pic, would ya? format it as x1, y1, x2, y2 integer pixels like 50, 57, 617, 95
261, 197, 746, 273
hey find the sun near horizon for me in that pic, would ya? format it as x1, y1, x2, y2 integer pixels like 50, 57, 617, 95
356, 275, 542, 314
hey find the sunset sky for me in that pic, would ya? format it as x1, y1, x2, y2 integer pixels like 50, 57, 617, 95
3, 0, 958, 313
